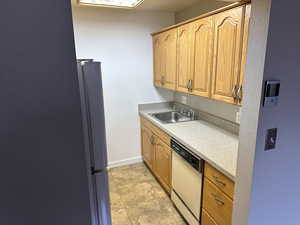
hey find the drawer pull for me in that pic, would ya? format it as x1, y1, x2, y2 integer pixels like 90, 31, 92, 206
213, 176, 226, 186
212, 194, 225, 206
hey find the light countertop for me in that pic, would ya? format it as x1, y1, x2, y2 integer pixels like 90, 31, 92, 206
139, 104, 239, 181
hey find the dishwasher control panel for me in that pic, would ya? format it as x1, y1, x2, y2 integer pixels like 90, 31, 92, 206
171, 139, 202, 172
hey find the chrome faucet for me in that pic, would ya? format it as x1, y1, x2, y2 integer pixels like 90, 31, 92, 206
180, 109, 196, 120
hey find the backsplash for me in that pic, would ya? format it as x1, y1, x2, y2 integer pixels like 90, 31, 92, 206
174, 92, 240, 124
172, 102, 240, 135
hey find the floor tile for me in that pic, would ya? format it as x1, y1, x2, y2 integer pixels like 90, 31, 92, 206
109, 163, 187, 225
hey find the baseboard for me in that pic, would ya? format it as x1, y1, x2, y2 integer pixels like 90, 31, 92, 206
108, 156, 143, 169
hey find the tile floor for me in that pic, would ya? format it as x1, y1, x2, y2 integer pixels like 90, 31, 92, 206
109, 163, 187, 225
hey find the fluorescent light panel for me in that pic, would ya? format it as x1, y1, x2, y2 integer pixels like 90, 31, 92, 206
78, 0, 144, 8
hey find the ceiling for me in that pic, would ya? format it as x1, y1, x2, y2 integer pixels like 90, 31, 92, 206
71, 0, 202, 12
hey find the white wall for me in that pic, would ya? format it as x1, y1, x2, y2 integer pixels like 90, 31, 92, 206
71, 5, 175, 167
175, 0, 230, 23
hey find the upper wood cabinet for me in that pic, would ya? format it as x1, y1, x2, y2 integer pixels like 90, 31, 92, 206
190, 16, 214, 98
238, 4, 251, 105
152, 3, 251, 105
176, 24, 192, 93
153, 29, 177, 90
211, 6, 244, 105
153, 34, 163, 88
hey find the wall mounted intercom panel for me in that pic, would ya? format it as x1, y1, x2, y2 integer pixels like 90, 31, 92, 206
263, 80, 280, 107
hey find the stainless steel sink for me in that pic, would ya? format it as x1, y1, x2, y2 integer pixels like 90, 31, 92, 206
151, 111, 194, 124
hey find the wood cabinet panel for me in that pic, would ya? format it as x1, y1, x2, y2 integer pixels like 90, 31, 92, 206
190, 16, 214, 98
154, 137, 172, 194
153, 34, 163, 88
205, 163, 235, 199
203, 178, 233, 225
201, 208, 218, 225
176, 24, 192, 93
162, 29, 177, 90
238, 4, 251, 105
152, 30, 177, 90
141, 126, 154, 169
140, 116, 172, 194
211, 6, 244, 104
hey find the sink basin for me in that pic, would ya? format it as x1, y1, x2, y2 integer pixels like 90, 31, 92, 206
151, 111, 194, 124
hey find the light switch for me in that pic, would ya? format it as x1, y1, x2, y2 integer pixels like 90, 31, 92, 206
265, 128, 277, 151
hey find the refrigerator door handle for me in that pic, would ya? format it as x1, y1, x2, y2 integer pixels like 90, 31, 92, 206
91, 167, 105, 175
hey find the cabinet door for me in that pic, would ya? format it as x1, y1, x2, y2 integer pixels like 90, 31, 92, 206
201, 209, 218, 225
237, 4, 251, 105
154, 137, 172, 193
141, 126, 154, 169
153, 34, 163, 88
211, 6, 244, 104
177, 24, 192, 93
161, 29, 177, 90
190, 16, 214, 98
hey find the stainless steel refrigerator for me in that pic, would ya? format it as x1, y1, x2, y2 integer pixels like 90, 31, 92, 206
77, 59, 112, 225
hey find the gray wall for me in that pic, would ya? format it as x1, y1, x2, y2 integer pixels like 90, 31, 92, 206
248, 0, 300, 224
175, 0, 230, 23
233, 0, 300, 224
174, 92, 239, 123
0, 1, 92, 224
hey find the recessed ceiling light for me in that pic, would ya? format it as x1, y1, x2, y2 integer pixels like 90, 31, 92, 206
78, 0, 144, 8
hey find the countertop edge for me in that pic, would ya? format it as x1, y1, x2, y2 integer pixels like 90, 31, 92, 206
139, 111, 236, 181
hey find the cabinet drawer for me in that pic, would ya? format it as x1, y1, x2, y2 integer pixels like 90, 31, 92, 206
204, 163, 235, 199
201, 208, 218, 225
140, 116, 171, 146
203, 178, 233, 225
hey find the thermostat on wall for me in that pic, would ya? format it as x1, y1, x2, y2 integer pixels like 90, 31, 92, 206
263, 80, 280, 107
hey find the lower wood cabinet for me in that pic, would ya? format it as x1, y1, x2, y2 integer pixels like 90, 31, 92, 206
141, 125, 154, 169
201, 208, 218, 225
153, 137, 172, 193
203, 178, 233, 225
202, 162, 235, 225
140, 116, 172, 194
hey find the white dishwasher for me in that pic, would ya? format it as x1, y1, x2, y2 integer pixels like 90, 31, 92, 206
171, 139, 203, 225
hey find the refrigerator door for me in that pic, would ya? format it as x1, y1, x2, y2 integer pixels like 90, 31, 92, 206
78, 60, 108, 171
93, 171, 112, 225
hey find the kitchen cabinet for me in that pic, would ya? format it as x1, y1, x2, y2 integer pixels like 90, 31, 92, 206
152, 3, 251, 105
176, 23, 192, 93
202, 162, 235, 225
141, 126, 154, 170
153, 29, 177, 91
140, 116, 172, 194
190, 16, 214, 98
211, 6, 244, 105
153, 137, 172, 193
201, 208, 218, 225
238, 4, 252, 105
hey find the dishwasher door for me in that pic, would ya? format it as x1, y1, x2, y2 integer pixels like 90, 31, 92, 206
172, 151, 203, 220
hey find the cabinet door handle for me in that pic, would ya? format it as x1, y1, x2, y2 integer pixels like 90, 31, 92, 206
213, 176, 226, 186
212, 194, 225, 206
150, 136, 154, 145
161, 76, 165, 85
187, 80, 193, 92
232, 85, 238, 102
237, 85, 243, 104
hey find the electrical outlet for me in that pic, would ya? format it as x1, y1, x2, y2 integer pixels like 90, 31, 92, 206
181, 95, 188, 104
236, 108, 241, 124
